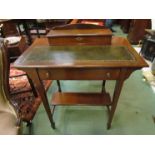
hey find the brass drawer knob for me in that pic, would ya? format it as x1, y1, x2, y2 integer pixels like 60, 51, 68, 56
75, 37, 83, 41
46, 72, 50, 78
106, 72, 111, 78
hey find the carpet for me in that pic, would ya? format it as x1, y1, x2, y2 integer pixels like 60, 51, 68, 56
9, 65, 52, 122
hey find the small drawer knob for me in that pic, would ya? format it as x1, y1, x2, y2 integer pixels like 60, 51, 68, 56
75, 37, 83, 41
106, 72, 111, 78
46, 72, 50, 78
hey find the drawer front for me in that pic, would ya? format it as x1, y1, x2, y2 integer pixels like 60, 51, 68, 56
38, 68, 120, 80
48, 36, 112, 45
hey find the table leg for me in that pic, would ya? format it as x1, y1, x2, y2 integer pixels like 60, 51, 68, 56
53, 80, 62, 119
56, 80, 62, 92
107, 79, 124, 129
101, 80, 106, 93
101, 80, 110, 113
27, 69, 55, 129
27, 75, 38, 97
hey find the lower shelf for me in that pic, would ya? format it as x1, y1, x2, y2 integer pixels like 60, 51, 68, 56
51, 92, 112, 106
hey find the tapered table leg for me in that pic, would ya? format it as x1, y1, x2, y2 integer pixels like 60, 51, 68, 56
27, 75, 38, 97
27, 69, 55, 129
56, 80, 62, 92
52, 80, 62, 118
101, 80, 110, 113
107, 79, 124, 129
101, 80, 106, 93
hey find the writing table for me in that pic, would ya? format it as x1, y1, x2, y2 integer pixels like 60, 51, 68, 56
14, 37, 148, 129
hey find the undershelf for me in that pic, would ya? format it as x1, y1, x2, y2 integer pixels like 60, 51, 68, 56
51, 92, 112, 106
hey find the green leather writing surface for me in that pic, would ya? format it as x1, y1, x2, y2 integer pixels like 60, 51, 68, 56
23, 45, 134, 64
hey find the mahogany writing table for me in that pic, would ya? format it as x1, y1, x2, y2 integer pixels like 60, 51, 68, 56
14, 37, 148, 129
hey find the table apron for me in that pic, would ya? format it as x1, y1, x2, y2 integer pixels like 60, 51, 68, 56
37, 68, 121, 80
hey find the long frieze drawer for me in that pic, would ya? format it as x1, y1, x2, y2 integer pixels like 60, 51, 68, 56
48, 36, 111, 45
38, 68, 120, 80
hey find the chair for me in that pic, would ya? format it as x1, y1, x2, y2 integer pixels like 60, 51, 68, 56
0, 21, 19, 37
5, 36, 37, 97
127, 19, 152, 44
0, 22, 38, 97
0, 23, 38, 126
0, 43, 21, 135
3, 39, 38, 127
0, 21, 27, 61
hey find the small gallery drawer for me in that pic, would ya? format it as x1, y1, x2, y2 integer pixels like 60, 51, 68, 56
38, 68, 120, 80
46, 29, 112, 46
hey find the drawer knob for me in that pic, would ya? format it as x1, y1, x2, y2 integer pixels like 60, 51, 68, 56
106, 72, 111, 78
76, 37, 83, 41
46, 72, 50, 78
